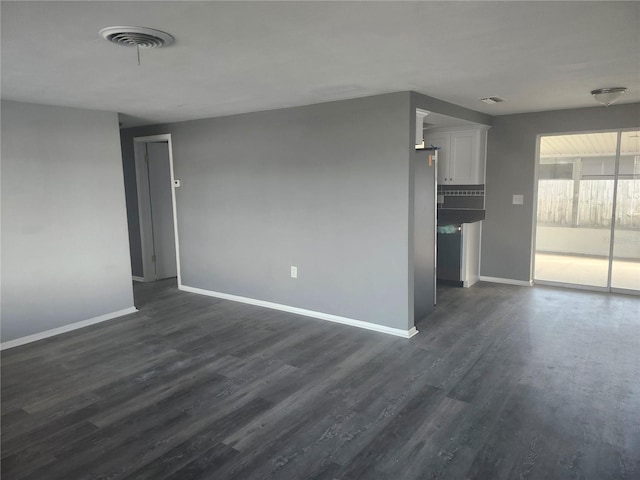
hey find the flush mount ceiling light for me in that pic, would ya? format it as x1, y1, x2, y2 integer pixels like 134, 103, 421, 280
99, 26, 174, 64
591, 87, 627, 107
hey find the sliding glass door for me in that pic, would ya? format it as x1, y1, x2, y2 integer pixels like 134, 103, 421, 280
534, 130, 640, 294
611, 131, 640, 291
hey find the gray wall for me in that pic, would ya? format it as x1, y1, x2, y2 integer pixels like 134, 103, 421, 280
121, 91, 494, 330
481, 102, 640, 281
410, 91, 493, 127
123, 93, 414, 330
1, 101, 135, 342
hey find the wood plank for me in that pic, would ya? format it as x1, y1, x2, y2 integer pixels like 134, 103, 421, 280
1, 278, 638, 479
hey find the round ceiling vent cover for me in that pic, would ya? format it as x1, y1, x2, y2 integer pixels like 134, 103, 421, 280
99, 26, 174, 48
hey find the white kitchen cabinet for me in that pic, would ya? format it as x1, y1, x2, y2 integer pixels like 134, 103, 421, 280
425, 125, 489, 185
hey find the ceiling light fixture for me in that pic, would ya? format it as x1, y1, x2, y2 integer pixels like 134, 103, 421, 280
591, 87, 627, 107
99, 26, 174, 65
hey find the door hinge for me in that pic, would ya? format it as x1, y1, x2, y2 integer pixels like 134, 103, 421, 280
152, 255, 157, 263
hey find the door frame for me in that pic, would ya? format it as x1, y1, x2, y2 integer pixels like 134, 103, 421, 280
531, 128, 638, 295
133, 134, 181, 284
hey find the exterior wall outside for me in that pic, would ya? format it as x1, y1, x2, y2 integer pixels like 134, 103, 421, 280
536, 226, 639, 259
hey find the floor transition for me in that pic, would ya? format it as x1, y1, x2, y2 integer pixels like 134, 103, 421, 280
1, 279, 639, 479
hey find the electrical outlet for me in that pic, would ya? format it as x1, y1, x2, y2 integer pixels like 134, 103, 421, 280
290, 266, 298, 278
512, 194, 524, 205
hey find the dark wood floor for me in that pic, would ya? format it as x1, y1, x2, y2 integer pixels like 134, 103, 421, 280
2, 280, 639, 479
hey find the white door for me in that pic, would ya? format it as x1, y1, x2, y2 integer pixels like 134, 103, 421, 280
146, 142, 177, 279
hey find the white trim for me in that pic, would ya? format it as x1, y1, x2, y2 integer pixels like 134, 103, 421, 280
179, 284, 418, 339
479, 276, 533, 287
610, 287, 640, 297
133, 140, 155, 282
535, 281, 638, 296
132, 276, 145, 282
167, 135, 182, 286
426, 124, 491, 134
0, 307, 138, 350
534, 278, 640, 295
133, 134, 181, 285
531, 133, 541, 284
534, 279, 609, 293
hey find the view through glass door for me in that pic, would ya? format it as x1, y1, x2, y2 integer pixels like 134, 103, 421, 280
611, 131, 640, 291
534, 130, 640, 293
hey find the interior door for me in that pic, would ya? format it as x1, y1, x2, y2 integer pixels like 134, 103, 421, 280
146, 142, 177, 280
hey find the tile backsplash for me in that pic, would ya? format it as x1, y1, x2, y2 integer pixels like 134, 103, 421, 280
437, 184, 485, 210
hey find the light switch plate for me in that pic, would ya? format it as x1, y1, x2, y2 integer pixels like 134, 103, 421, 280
513, 194, 524, 205
290, 266, 298, 278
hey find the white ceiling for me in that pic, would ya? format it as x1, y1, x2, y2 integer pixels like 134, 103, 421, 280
2, 1, 639, 128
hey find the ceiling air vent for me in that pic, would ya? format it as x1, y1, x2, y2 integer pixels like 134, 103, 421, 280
479, 96, 507, 105
99, 26, 175, 48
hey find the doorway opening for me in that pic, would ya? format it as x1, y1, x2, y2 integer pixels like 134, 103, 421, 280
533, 130, 640, 294
133, 134, 181, 284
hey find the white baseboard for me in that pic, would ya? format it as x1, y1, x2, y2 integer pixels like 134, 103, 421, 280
179, 284, 418, 339
1, 307, 139, 350
462, 276, 480, 288
479, 276, 533, 287
132, 276, 145, 282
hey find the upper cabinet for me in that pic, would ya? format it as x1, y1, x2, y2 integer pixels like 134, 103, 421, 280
425, 125, 490, 185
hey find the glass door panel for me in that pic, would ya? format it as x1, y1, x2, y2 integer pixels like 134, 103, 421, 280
611, 131, 640, 291
535, 132, 618, 287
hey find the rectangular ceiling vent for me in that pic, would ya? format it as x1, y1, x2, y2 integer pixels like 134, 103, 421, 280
479, 96, 508, 104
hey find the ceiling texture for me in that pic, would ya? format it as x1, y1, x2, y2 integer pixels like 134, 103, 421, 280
2, 1, 639, 127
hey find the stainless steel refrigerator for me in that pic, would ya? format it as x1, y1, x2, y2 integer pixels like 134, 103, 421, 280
412, 147, 438, 324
